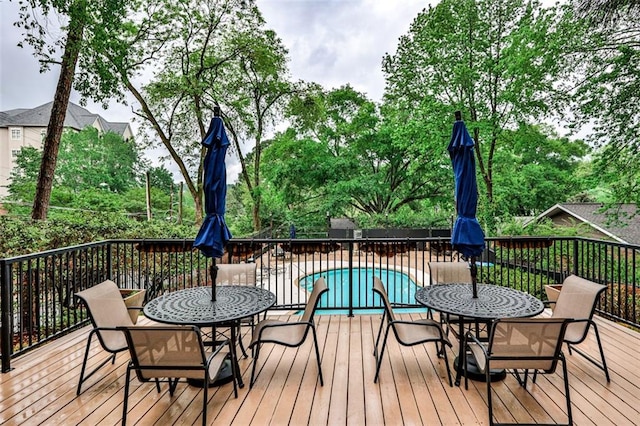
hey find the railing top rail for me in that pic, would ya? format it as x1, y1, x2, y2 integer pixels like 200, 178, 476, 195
3, 236, 639, 263
1, 240, 111, 264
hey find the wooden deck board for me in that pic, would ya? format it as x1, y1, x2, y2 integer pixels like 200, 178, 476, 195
1, 312, 639, 425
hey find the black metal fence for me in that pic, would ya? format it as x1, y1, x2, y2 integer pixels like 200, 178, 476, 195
1, 236, 639, 372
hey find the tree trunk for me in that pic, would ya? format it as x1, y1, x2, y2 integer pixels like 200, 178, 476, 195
32, 10, 85, 221
252, 199, 261, 231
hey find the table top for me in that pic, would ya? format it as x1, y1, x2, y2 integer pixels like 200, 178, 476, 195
143, 285, 276, 326
415, 283, 544, 320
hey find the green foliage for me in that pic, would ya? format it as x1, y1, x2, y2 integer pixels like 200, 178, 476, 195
0, 213, 197, 258
381, 0, 581, 231
147, 166, 175, 194
55, 128, 141, 192
497, 217, 591, 237
260, 85, 453, 231
492, 124, 591, 218
569, 9, 640, 206
355, 203, 452, 229
5, 128, 187, 221
7, 147, 41, 201
479, 266, 554, 300
15, 0, 132, 106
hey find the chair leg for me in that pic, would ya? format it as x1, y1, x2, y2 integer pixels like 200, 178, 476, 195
486, 362, 494, 426
202, 372, 208, 426
373, 312, 386, 358
77, 332, 95, 395
122, 365, 131, 426
440, 341, 453, 387
560, 353, 573, 426
374, 326, 391, 383
311, 326, 324, 386
568, 321, 610, 382
250, 343, 261, 389
168, 378, 178, 396
77, 330, 117, 395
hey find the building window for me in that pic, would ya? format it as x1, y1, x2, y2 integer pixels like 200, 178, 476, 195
10, 127, 22, 140
11, 149, 20, 159
41, 129, 47, 142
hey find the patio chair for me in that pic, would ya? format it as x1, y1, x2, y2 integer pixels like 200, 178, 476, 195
74, 280, 146, 395
217, 263, 260, 357
428, 261, 476, 337
428, 261, 472, 285
118, 325, 235, 426
550, 274, 610, 382
372, 277, 453, 386
248, 277, 328, 388
464, 318, 573, 426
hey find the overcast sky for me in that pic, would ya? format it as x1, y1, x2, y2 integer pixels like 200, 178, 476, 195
0, 0, 428, 178
1, 0, 427, 117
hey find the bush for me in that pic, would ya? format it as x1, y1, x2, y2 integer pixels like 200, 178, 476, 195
0, 213, 198, 258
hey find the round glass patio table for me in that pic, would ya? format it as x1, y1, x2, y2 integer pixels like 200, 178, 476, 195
144, 285, 276, 388
415, 283, 544, 386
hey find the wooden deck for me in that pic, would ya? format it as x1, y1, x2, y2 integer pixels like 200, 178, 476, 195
2, 312, 640, 425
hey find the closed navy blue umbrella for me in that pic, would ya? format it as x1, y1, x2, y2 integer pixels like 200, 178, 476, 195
447, 111, 485, 298
194, 107, 232, 301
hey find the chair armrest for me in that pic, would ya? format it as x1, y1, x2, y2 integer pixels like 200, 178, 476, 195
465, 330, 490, 352
390, 318, 440, 327
259, 320, 314, 330
126, 305, 144, 310
465, 331, 490, 372
95, 326, 122, 332
206, 338, 230, 361
390, 319, 453, 346
254, 320, 314, 342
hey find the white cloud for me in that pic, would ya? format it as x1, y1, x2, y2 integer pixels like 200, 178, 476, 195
258, 0, 427, 101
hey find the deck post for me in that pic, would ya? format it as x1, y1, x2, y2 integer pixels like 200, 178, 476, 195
1, 259, 13, 372
348, 241, 354, 317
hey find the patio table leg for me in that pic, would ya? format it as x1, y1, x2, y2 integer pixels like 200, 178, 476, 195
455, 318, 464, 386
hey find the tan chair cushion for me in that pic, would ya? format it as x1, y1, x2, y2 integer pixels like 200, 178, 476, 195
75, 280, 134, 352
552, 275, 606, 343
428, 262, 472, 285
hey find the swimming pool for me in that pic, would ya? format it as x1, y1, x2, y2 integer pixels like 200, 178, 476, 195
300, 268, 425, 314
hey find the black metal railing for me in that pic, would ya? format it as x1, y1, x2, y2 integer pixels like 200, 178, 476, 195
1, 236, 639, 372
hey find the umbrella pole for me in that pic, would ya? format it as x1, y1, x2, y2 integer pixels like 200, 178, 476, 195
211, 260, 218, 302
470, 256, 478, 298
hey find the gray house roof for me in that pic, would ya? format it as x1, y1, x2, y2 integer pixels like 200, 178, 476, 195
530, 203, 640, 245
0, 102, 131, 137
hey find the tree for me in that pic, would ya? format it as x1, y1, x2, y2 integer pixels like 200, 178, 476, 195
55, 128, 141, 193
492, 124, 590, 216
568, 5, 640, 208
382, 0, 579, 230
147, 166, 176, 194
13, 0, 130, 220
86, 0, 289, 228
261, 85, 452, 226
7, 147, 42, 202
7, 128, 143, 214
216, 22, 294, 231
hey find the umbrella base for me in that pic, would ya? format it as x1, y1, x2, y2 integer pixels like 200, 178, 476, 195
187, 357, 235, 387
454, 355, 506, 383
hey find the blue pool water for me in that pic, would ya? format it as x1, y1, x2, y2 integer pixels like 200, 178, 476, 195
300, 268, 425, 315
